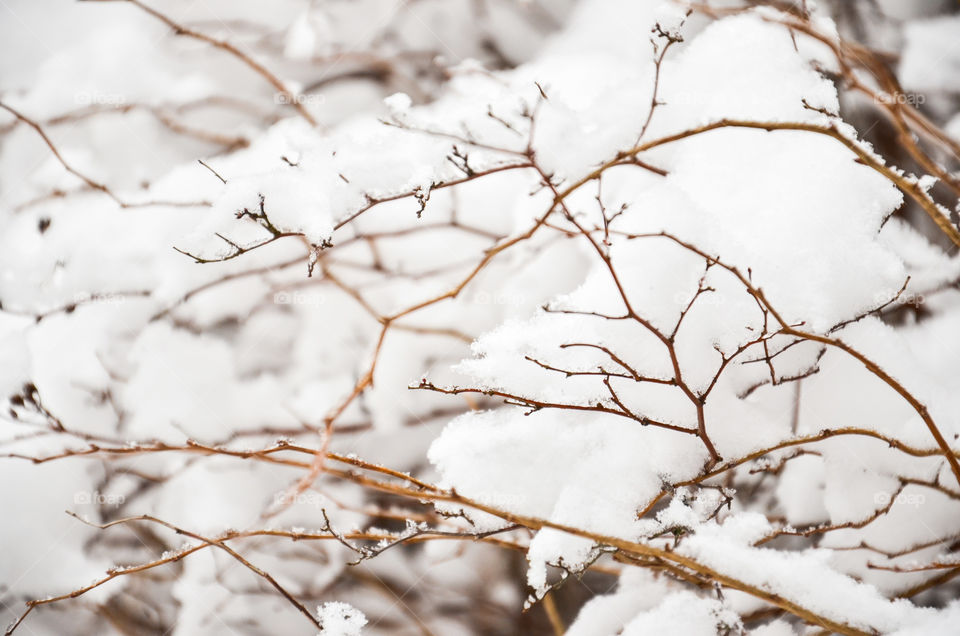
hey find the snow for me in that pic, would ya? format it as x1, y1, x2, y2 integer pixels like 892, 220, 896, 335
621, 591, 741, 635
565, 570, 668, 636
383, 92, 413, 114
680, 514, 938, 633
317, 602, 367, 636
2, 0, 960, 633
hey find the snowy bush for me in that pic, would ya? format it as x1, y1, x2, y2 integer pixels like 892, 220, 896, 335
2, 0, 960, 634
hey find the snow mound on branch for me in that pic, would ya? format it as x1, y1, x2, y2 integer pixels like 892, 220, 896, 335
657, 13, 838, 125
182, 117, 458, 258
679, 514, 938, 633
428, 409, 707, 533
621, 592, 741, 635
